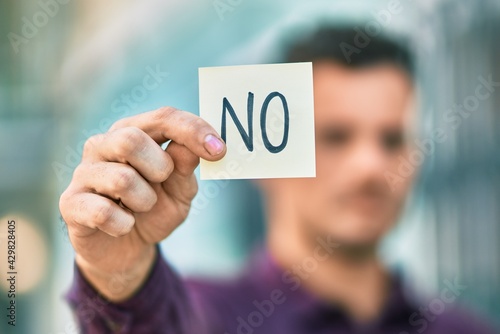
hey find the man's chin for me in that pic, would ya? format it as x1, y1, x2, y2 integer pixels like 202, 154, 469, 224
324, 217, 389, 248
335, 236, 381, 251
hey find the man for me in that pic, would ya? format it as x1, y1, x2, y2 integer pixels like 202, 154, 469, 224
60, 26, 496, 333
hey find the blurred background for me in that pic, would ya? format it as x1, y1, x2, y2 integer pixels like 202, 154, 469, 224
0, 0, 499, 332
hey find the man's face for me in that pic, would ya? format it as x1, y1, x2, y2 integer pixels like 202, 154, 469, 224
265, 61, 415, 247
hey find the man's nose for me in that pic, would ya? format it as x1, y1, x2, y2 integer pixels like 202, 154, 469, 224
347, 141, 388, 180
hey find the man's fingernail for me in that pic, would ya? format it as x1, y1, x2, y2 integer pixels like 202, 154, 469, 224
204, 134, 225, 155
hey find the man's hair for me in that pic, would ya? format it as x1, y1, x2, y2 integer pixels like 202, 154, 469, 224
284, 26, 415, 80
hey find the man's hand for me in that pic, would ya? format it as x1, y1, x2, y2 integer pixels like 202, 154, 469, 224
59, 107, 226, 301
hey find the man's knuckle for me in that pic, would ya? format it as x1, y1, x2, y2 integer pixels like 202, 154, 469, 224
92, 201, 114, 225
191, 117, 212, 141
157, 156, 173, 180
59, 190, 73, 220
187, 178, 199, 199
193, 117, 207, 129
153, 106, 176, 121
142, 192, 158, 211
72, 163, 89, 181
114, 168, 136, 191
180, 117, 198, 138
123, 126, 144, 143
83, 134, 104, 156
110, 118, 129, 131
116, 127, 145, 156
116, 223, 133, 237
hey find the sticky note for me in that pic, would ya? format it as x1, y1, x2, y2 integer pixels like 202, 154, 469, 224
199, 62, 315, 180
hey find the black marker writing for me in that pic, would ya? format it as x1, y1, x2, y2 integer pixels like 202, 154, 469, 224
221, 91, 290, 154
260, 92, 289, 153
221, 92, 254, 151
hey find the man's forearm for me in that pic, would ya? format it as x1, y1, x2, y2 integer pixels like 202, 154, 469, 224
75, 244, 157, 302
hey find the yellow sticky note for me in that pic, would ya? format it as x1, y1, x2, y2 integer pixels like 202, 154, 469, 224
199, 63, 315, 180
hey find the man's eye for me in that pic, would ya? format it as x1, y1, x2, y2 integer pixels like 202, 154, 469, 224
320, 129, 350, 146
382, 131, 404, 151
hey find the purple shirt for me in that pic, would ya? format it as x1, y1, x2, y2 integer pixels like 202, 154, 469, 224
66, 246, 497, 333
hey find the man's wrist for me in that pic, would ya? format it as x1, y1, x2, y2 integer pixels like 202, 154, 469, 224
75, 244, 157, 302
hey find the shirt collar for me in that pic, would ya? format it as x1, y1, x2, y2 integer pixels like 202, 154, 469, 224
242, 245, 417, 328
